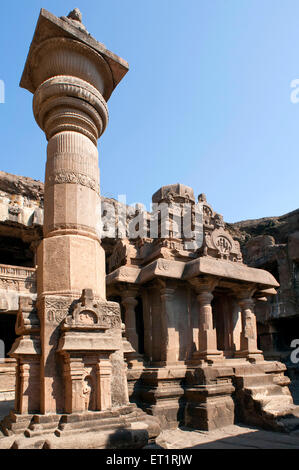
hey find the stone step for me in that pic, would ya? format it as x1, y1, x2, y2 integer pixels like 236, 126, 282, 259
235, 374, 274, 388
246, 384, 288, 398
54, 419, 145, 437
59, 416, 127, 432
53, 411, 142, 437
0, 413, 32, 436
260, 395, 294, 415
59, 410, 139, 429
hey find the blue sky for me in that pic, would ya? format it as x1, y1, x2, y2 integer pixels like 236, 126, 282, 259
0, 0, 298, 222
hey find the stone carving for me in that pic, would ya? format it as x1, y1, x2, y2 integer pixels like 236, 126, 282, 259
82, 374, 95, 411
15, 297, 40, 335
61, 8, 89, 34
62, 290, 121, 330
216, 235, 232, 255
0, 264, 36, 294
109, 239, 137, 273
158, 260, 170, 271
214, 213, 225, 228
79, 311, 97, 325
48, 171, 99, 193
45, 298, 71, 325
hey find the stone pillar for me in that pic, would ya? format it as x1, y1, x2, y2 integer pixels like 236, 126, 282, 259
63, 357, 84, 414
235, 289, 263, 361
159, 282, 178, 365
15, 358, 40, 414
122, 294, 139, 352
19, 9, 129, 414
96, 358, 112, 411
189, 278, 223, 362
141, 288, 152, 362
121, 289, 143, 367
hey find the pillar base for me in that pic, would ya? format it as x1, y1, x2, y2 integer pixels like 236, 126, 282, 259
235, 350, 264, 363
184, 365, 235, 431
126, 358, 145, 370
0, 404, 161, 449
190, 350, 224, 365
133, 366, 188, 430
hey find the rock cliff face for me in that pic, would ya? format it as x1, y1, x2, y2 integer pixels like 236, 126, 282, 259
228, 209, 299, 256
0, 172, 43, 202
0, 172, 44, 267
227, 211, 299, 366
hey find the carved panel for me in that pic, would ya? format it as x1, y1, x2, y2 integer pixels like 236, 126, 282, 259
45, 298, 71, 325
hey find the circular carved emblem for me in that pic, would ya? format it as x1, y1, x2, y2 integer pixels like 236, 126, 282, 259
216, 236, 232, 254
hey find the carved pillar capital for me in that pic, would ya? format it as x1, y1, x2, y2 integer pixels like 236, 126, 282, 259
189, 276, 219, 294
197, 291, 214, 307
234, 285, 256, 301
160, 287, 176, 300
121, 296, 138, 310
238, 297, 255, 311
33, 76, 109, 145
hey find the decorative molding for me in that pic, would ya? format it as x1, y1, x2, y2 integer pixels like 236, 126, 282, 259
0, 264, 36, 294
47, 171, 99, 193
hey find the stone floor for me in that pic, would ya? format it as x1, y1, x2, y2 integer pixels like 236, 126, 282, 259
150, 425, 299, 449
1, 400, 299, 449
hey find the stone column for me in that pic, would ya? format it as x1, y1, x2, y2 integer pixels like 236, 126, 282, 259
63, 357, 84, 414
19, 9, 129, 414
189, 278, 223, 362
235, 289, 263, 361
16, 358, 40, 414
159, 281, 178, 365
141, 288, 152, 362
96, 357, 112, 411
121, 289, 143, 367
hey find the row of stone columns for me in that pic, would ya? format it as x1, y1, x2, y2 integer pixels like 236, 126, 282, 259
119, 278, 262, 366
190, 279, 262, 361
